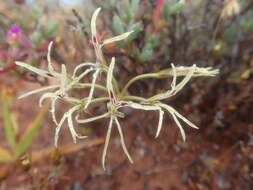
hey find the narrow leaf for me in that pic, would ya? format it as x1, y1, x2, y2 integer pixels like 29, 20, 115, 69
16, 104, 48, 157
1, 90, 16, 151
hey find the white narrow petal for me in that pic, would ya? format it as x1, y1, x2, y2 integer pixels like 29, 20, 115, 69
114, 117, 133, 163
39, 92, 58, 125
39, 92, 56, 107
159, 103, 198, 138
158, 103, 186, 141
148, 64, 195, 101
174, 64, 196, 94
155, 108, 164, 138
59, 64, 68, 94
106, 57, 115, 93
84, 69, 99, 109
167, 66, 219, 77
102, 116, 113, 170
170, 111, 186, 142
15, 61, 51, 78
72, 62, 95, 78
54, 113, 67, 147
130, 103, 164, 138
51, 96, 58, 125
102, 31, 134, 46
193, 67, 219, 77
74, 68, 94, 82
130, 102, 160, 111
67, 106, 86, 143
171, 63, 177, 89
172, 108, 199, 129
18, 85, 59, 99
47, 41, 59, 77
77, 112, 109, 123
91, 7, 101, 38
67, 111, 77, 143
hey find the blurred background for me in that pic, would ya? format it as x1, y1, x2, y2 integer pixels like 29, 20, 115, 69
0, 0, 253, 189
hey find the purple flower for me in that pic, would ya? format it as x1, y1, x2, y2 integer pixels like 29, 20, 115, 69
7, 26, 22, 44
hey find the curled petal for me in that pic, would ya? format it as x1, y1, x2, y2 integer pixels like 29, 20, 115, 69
47, 41, 60, 77
155, 107, 165, 138
74, 67, 94, 82
67, 106, 87, 143
91, 7, 101, 42
39, 92, 58, 125
39, 92, 56, 107
72, 62, 95, 78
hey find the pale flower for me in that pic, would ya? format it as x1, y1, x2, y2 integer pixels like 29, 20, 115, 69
77, 58, 164, 169
15, 42, 93, 145
84, 8, 134, 110
135, 64, 199, 141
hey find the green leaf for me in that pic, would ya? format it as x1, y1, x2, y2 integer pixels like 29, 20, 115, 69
113, 14, 125, 35
0, 147, 13, 162
170, 0, 185, 15
15, 104, 48, 157
122, 0, 132, 23
130, 0, 140, 15
1, 90, 16, 152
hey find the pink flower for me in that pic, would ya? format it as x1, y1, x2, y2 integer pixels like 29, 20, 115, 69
7, 26, 33, 48
7, 26, 22, 44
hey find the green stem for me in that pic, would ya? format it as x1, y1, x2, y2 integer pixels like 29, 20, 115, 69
89, 97, 110, 104
121, 73, 160, 94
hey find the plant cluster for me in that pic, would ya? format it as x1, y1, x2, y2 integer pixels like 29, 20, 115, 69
16, 8, 219, 170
